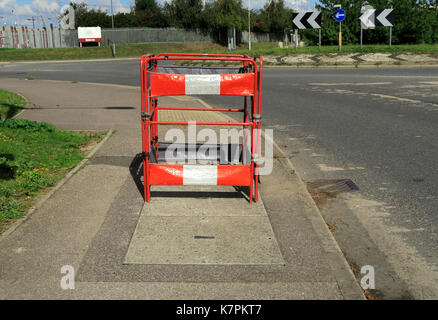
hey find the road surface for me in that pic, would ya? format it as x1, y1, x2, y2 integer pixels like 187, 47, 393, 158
2, 60, 438, 298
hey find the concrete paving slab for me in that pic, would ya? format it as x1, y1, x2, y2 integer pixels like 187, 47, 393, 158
125, 216, 284, 265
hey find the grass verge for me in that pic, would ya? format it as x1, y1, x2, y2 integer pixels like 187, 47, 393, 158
1, 42, 438, 62
0, 118, 106, 233
0, 89, 27, 120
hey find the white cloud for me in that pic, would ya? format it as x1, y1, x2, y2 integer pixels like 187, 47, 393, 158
0, 0, 62, 26
0, 0, 15, 10
286, 0, 313, 10
0, 0, 60, 16
242, 0, 312, 10
92, 0, 130, 13
15, 4, 34, 15
0, 0, 131, 26
32, 0, 59, 12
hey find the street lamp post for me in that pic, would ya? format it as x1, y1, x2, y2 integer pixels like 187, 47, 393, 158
248, 0, 251, 50
39, 15, 48, 48
110, 0, 115, 56
26, 17, 37, 48
0, 16, 3, 49
111, 0, 114, 29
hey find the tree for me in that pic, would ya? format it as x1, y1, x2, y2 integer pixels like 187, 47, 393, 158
315, 0, 438, 45
134, 0, 168, 28
391, 0, 437, 44
72, 1, 169, 28
259, 0, 292, 34
202, 0, 247, 43
163, 0, 204, 29
204, 0, 247, 31
315, 0, 363, 45
135, 0, 158, 12
72, 2, 112, 28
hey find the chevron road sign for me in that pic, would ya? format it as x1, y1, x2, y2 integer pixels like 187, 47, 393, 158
360, 9, 394, 29
292, 11, 322, 29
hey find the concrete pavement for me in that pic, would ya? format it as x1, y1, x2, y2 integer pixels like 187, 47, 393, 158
0, 78, 364, 299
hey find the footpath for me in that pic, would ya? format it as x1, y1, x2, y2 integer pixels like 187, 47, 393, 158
0, 78, 364, 299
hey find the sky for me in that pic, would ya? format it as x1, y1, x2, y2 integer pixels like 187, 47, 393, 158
0, 0, 318, 28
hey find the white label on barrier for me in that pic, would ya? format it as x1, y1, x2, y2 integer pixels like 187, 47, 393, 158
183, 165, 217, 185
185, 74, 221, 95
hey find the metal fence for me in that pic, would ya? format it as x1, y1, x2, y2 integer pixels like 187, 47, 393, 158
0, 26, 78, 49
102, 28, 214, 45
240, 31, 285, 43
0, 26, 281, 49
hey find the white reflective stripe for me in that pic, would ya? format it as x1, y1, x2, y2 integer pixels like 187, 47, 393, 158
185, 74, 221, 95
183, 165, 217, 185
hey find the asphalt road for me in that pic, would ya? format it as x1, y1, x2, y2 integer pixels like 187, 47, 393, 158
2, 59, 438, 297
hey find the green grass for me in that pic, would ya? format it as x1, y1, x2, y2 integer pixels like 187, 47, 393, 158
1, 42, 438, 62
0, 118, 104, 231
0, 89, 27, 120
0, 43, 227, 61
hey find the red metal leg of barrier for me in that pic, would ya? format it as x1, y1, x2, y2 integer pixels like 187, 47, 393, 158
249, 162, 254, 203
144, 124, 151, 202
143, 159, 150, 202
254, 165, 259, 202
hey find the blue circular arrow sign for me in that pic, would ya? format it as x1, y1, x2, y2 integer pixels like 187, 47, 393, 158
334, 9, 346, 22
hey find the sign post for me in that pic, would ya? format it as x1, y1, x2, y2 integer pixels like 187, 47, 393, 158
389, 25, 392, 48
333, 5, 346, 52
248, 0, 251, 50
319, 28, 321, 51
295, 29, 298, 52
339, 20, 342, 51
389, 7, 393, 48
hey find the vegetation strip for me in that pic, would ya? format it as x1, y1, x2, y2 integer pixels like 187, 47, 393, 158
0, 89, 27, 120
1, 43, 438, 62
0, 117, 106, 233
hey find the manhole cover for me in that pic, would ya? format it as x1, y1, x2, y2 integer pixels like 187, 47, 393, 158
104, 106, 135, 110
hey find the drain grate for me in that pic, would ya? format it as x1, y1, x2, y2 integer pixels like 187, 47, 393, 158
306, 179, 359, 207
307, 179, 359, 193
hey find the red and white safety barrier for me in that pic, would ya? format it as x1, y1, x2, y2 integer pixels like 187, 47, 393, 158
150, 73, 255, 96
141, 53, 263, 202
150, 164, 251, 186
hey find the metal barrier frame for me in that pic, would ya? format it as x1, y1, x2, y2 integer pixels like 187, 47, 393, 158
140, 53, 263, 202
